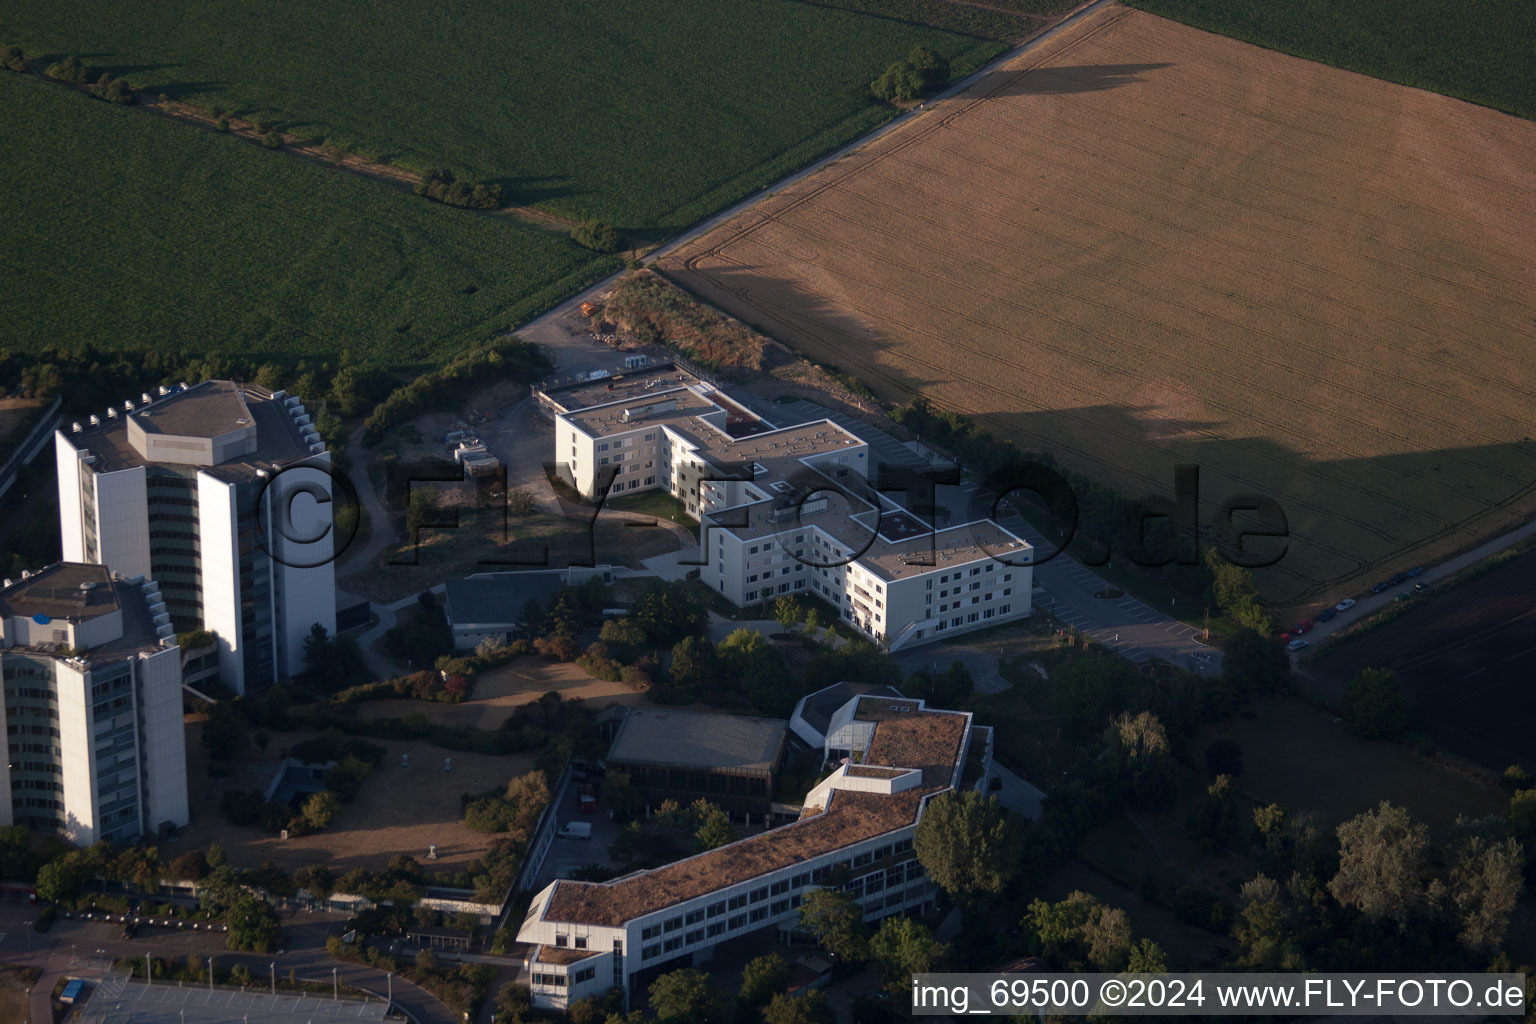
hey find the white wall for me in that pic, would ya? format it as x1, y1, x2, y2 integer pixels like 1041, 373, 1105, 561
267, 457, 336, 677
138, 645, 190, 831
54, 433, 87, 563
93, 467, 152, 579
53, 661, 98, 845
196, 473, 245, 693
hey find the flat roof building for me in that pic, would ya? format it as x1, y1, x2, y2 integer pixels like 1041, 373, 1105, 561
538, 375, 1033, 652
605, 708, 788, 819
0, 563, 189, 844
55, 381, 336, 693
517, 693, 993, 1011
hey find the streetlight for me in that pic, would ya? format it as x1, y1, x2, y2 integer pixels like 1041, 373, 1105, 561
386, 973, 392, 1008
332, 967, 338, 1001
270, 962, 276, 996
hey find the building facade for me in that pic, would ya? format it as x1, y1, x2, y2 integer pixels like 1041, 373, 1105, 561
517, 694, 992, 1010
55, 381, 335, 693
0, 563, 189, 845
605, 707, 788, 820
539, 367, 1032, 650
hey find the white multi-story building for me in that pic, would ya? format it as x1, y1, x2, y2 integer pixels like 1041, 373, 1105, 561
517, 692, 992, 1010
0, 563, 189, 845
540, 367, 1032, 650
54, 381, 335, 693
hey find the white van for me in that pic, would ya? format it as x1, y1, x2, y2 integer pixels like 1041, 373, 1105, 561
556, 821, 592, 841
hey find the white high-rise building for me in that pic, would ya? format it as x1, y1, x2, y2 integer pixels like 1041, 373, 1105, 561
54, 381, 335, 694
0, 563, 189, 845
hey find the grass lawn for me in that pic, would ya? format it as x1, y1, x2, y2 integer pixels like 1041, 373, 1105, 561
0, 0, 1003, 233
603, 489, 691, 524
1126, 0, 1536, 120
0, 71, 614, 374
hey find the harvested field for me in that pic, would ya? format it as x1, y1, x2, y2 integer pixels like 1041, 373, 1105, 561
660, 5, 1536, 608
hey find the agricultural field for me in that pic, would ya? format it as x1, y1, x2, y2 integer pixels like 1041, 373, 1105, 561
0, 71, 611, 375
0, 0, 1007, 233
1126, 0, 1536, 121
660, 5, 1536, 608
1313, 550, 1536, 772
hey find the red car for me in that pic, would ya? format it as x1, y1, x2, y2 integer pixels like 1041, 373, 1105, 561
578, 784, 597, 814
1290, 619, 1312, 635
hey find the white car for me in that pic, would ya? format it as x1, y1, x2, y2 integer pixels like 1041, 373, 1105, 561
1286, 638, 1309, 652
1334, 598, 1356, 612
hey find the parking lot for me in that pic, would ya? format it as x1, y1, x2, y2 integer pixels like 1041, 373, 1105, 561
530, 774, 625, 891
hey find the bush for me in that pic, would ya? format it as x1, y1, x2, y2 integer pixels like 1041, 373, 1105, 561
571, 220, 621, 253
216, 116, 229, 131
44, 55, 89, 85
414, 169, 502, 210
261, 130, 283, 149
2, 44, 29, 73
90, 72, 134, 104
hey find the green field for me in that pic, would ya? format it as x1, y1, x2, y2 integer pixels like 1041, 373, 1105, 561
0, 0, 1003, 234
0, 71, 613, 373
1126, 0, 1536, 120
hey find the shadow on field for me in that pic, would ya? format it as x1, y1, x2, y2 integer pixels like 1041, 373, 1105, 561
492, 173, 582, 207
156, 80, 230, 102
657, 259, 936, 398
95, 61, 186, 78
988, 62, 1174, 96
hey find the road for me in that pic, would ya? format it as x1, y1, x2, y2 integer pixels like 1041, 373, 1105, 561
0, 902, 463, 1024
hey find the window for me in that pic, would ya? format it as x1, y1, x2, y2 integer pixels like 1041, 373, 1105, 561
574, 967, 596, 984
575, 936, 587, 949
728, 895, 747, 910
728, 914, 746, 930
664, 937, 683, 952
749, 907, 769, 923
686, 929, 704, 944
707, 902, 725, 918
663, 917, 683, 933
599, 443, 610, 452
555, 935, 569, 947
749, 887, 769, 904
643, 944, 661, 960
685, 909, 704, 925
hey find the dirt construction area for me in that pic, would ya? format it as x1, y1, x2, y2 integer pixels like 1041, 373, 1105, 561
660, 4, 1536, 609
176, 722, 533, 874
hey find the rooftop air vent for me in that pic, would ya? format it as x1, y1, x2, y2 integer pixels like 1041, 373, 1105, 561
141, 393, 152, 404
158, 385, 169, 395
71, 422, 82, 433
79, 581, 96, 591
106, 408, 118, 419
123, 400, 134, 411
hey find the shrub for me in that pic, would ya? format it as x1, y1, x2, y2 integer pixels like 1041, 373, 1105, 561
215, 117, 229, 131
44, 55, 88, 84
90, 72, 134, 104
261, 131, 283, 149
1, 44, 27, 73
414, 169, 502, 210
571, 220, 621, 253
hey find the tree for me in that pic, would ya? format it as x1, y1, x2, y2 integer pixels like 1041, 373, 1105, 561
913, 790, 1021, 907
301, 789, 341, 830
226, 893, 282, 952
763, 991, 836, 1024
1205, 548, 1271, 634
405, 486, 441, 536
799, 888, 869, 962
1052, 655, 1142, 735
649, 968, 717, 1024
670, 635, 722, 697
868, 916, 948, 995
1105, 711, 1174, 809
600, 771, 646, 822
1125, 938, 1168, 973
1022, 891, 1130, 971
1232, 874, 1296, 969
738, 953, 790, 1011
1189, 774, 1239, 853
1449, 835, 1523, 954
907, 45, 949, 89
904, 661, 972, 708
694, 803, 733, 852
169, 849, 209, 882
201, 701, 250, 762
1339, 667, 1408, 739
1329, 801, 1439, 929
635, 580, 705, 646
872, 61, 925, 103
718, 628, 793, 716
773, 596, 802, 631
599, 617, 648, 663
572, 221, 621, 253
803, 607, 820, 632
416, 947, 441, 973
36, 856, 89, 904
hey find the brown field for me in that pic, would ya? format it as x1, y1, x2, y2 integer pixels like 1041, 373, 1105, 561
178, 721, 532, 874
660, 4, 1536, 608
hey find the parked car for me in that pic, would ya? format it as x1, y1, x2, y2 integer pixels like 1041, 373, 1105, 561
578, 784, 597, 814
1406, 566, 1425, 577
1290, 619, 1312, 635
1318, 607, 1337, 622
1414, 582, 1431, 592
1389, 572, 1408, 585
1286, 639, 1309, 652
1370, 582, 1389, 594
1334, 598, 1357, 611
1394, 591, 1411, 602
556, 821, 593, 840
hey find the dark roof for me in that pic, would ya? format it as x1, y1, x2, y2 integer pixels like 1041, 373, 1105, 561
132, 380, 252, 439
443, 574, 567, 628
67, 381, 319, 481
607, 708, 786, 772
0, 563, 117, 621
798, 682, 903, 738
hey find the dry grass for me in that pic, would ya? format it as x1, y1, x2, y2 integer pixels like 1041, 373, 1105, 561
661, 5, 1536, 610
177, 721, 533, 873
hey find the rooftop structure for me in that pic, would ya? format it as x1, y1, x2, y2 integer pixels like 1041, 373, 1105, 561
608, 708, 787, 773
518, 693, 989, 1011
